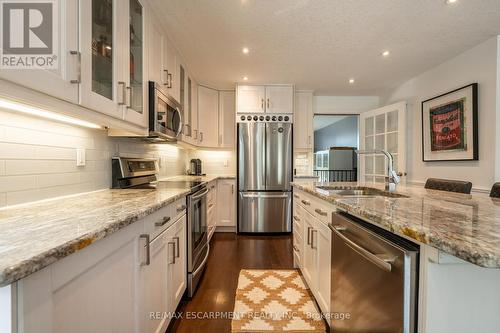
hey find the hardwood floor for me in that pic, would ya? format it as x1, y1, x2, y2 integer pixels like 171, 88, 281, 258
168, 232, 294, 333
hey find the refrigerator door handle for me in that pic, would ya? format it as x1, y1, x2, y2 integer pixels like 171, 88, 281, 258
241, 193, 289, 199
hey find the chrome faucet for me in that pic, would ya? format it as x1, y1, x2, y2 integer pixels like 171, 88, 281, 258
355, 150, 400, 192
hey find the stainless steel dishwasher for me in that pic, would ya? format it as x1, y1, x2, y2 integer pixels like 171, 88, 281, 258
330, 212, 419, 333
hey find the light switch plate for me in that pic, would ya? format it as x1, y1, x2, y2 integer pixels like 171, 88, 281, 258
76, 148, 86, 167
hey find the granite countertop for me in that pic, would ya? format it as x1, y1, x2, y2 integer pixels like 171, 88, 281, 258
292, 181, 500, 268
0, 175, 235, 287
163, 174, 236, 182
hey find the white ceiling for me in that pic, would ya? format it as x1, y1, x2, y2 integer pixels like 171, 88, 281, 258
313, 115, 347, 131
151, 0, 500, 95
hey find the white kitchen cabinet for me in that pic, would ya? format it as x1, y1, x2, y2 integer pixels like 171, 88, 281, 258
265, 86, 294, 114
191, 77, 199, 142
164, 36, 181, 103
237, 85, 266, 113
237, 85, 293, 114
139, 227, 170, 333
0, 0, 80, 104
294, 91, 314, 149
198, 85, 219, 147
217, 179, 236, 228
219, 91, 236, 148
167, 215, 187, 315
123, 0, 149, 127
294, 188, 332, 316
80, 0, 125, 119
148, 19, 165, 85
207, 180, 217, 239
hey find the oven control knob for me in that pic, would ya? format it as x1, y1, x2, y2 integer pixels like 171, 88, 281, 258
253, 116, 258, 121
259, 116, 264, 121
284, 116, 289, 121
265, 116, 270, 121
272, 116, 277, 121
247, 116, 252, 121
240, 115, 246, 121
278, 116, 283, 121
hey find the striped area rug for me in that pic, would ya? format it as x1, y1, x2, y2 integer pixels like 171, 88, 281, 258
231, 269, 326, 332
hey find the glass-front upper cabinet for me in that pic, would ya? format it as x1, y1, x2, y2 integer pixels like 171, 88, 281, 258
80, 0, 123, 119
123, 0, 148, 127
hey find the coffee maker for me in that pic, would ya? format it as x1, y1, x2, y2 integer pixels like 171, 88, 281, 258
189, 159, 203, 175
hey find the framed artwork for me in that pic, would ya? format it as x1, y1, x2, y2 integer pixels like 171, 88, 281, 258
421, 83, 478, 162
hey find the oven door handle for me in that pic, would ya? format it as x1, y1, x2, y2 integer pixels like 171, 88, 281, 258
191, 188, 209, 200
331, 225, 395, 272
175, 107, 183, 137
241, 193, 289, 199
192, 243, 210, 276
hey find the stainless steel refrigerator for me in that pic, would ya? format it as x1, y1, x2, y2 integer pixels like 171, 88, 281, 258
237, 120, 292, 233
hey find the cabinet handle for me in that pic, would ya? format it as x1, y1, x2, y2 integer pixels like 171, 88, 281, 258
155, 216, 171, 227
293, 194, 299, 199
173, 237, 180, 258
293, 215, 300, 222
184, 124, 191, 137
311, 229, 317, 249
163, 69, 169, 85
261, 98, 264, 110
177, 205, 187, 212
314, 208, 328, 217
126, 86, 132, 108
301, 199, 311, 206
69, 50, 81, 84
231, 184, 234, 194
199, 132, 203, 142
140, 234, 150, 266
168, 241, 176, 264
267, 98, 270, 109
307, 227, 312, 245
194, 129, 198, 140
117, 81, 126, 105
167, 73, 173, 88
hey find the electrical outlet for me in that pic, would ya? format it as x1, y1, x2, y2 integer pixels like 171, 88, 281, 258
76, 148, 86, 167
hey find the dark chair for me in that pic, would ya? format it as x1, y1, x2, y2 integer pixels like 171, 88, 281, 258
490, 183, 500, 198
424, 178, 472, 194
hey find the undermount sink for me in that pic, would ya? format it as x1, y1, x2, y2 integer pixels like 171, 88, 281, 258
315, 186, 409, 198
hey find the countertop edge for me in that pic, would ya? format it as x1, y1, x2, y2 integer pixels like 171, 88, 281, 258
0, 190, 190, 287
291, 182, 500, 269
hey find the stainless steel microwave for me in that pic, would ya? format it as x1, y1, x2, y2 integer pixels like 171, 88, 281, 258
149, 81, 183, 141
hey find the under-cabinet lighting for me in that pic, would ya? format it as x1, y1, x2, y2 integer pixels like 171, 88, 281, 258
0, 98, 102, 129
243, 76, 249, 81
348, 78, 355, 84
445, 0, 457, 4
242, 47, 250, 54
382, 50, 390, 57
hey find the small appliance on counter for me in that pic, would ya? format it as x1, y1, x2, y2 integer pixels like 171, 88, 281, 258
188, 159, 204, 176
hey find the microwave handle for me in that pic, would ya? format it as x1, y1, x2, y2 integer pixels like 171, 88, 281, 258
176, 107, 183, 137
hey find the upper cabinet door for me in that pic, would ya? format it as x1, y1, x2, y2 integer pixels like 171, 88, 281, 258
164, 37, 180, 103
265, 85, 293, 114
219, 91, 236, 148
237, 85, 266, 113
294, 91, 314, 149
123, 0, 148, 127
80, 0, 123, 119
0, 0, 79, 104
197, 85, 219, 147
148, 17, 165, 86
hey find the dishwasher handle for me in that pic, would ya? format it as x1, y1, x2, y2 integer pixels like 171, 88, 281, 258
331, 225, 395, 272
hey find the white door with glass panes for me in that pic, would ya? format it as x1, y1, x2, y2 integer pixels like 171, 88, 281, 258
80, 0, 125, 119
359, 102, 407, 183
123, 0, 148, 127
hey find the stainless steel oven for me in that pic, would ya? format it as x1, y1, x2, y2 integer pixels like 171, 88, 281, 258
187, 185, 209, 297
149, 81, 183, 141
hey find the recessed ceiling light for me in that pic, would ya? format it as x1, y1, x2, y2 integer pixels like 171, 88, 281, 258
445, 0, 457, 4
242, 47, 249, 54
382, 50, 390, 57
243, 76, 248, 81
349, 78, 355, 84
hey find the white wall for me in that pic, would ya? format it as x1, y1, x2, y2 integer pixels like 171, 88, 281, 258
314, 96, 380, 115
381, 36, 499, 190
0, 110, 187, 207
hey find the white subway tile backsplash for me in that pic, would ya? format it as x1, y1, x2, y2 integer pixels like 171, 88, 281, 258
36, 173, 82, 188
5, 160, 81, 175
0, 175, 37, 192
0, 161, 5, 175
0, 143, 37, 159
